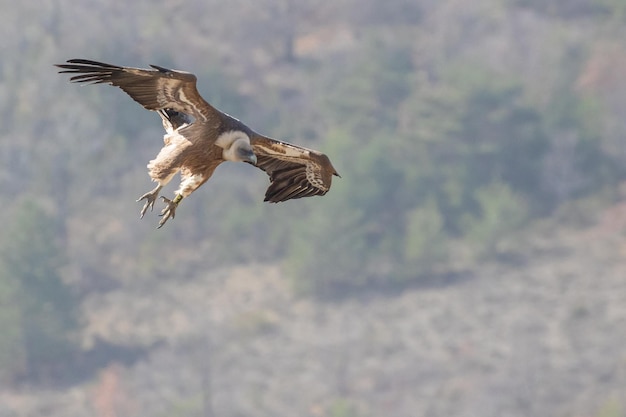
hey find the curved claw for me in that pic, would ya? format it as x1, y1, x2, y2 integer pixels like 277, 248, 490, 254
157, 196, 179, 229
137, 185, 162, 219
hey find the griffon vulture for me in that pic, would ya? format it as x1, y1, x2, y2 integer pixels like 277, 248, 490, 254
56, 59, 339, 228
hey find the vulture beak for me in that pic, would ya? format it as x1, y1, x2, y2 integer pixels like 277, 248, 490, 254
247, 152, 258, 166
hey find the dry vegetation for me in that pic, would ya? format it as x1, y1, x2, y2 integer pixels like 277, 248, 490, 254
3, 203, 626, 417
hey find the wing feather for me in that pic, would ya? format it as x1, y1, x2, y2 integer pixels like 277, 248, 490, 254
55, 59, 215, 122
250, 136, 339, 203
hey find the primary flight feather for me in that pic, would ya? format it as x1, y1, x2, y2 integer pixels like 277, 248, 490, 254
56, 59, 339, 228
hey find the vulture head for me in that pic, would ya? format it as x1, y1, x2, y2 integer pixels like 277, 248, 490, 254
217, 130, 258, 165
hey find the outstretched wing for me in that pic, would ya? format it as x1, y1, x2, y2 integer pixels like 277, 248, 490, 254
55, 59, 214, 122
250, 135, 340, 202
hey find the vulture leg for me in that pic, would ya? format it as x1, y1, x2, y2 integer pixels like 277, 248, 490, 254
154, 166, 213, 228
158, 194, 183, 229
137, 184, 163, 218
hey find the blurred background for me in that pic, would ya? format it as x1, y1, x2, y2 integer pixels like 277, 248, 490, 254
1, 0, 626, 416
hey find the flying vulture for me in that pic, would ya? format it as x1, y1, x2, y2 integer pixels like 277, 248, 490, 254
56, 59, 339, 228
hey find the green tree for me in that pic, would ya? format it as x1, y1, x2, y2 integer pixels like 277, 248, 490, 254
0, 271, 25, 384
403, 199, 448, 273
400, 65, 548, 230
0, 199, 78, 382
461, 181, 529, 258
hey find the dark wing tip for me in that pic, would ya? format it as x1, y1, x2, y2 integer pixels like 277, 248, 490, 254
262, 171, 328, 203
317, 153, 340, 178
55, 59, 122, 69
66, 59, 119, 67
54, 59, 124, 85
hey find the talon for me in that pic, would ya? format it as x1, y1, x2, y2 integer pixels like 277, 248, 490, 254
157, 195, 180, 229
137, 185, 162, 219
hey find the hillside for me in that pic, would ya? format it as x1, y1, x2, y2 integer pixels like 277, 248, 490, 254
3, 195, 626, 417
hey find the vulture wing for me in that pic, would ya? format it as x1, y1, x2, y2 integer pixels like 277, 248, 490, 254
55, 59, 214, 122
250, 136, 340, 202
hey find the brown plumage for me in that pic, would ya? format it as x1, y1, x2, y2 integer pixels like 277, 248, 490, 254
56, 59, 339, 228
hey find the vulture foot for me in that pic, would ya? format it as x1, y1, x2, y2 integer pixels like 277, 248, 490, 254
137, 185, 163, 219
158, 195, 181, 229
